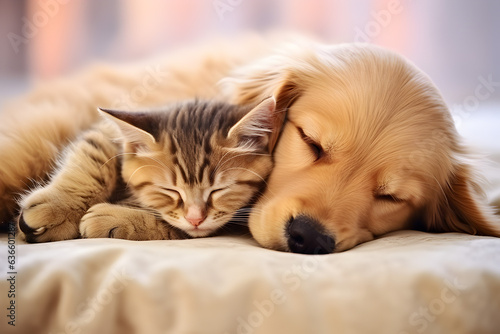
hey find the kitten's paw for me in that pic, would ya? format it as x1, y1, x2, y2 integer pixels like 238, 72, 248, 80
18, 187, 82, 242
80, 203, 169, 240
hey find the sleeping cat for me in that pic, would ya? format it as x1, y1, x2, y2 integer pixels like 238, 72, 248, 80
18, 96, 280, 243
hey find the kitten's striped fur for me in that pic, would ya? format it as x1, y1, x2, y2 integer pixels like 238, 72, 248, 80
18, 97, 280, 242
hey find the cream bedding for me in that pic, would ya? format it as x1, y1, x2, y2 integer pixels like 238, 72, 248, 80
1, 231, 500, 334
1, 113, 500, 334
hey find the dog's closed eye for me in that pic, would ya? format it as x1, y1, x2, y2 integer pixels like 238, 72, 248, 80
374, 193, 405, 203
297, 127, 323, 161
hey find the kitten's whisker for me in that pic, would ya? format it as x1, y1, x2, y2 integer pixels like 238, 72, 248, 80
212, 149, 233, 176
143, 155, 175, 174
231, 211, 252, 216
226, 223, 249, 227
100, 152, 174, 175
229, 213, 251, 217
220, 167, 267, 184
231, 212, 252, 218
100, 152, 132, 168
211, 152, 270, 179
219, 167, 279, 198
126, 165, 163, 186
234, 207, 267, 216
222, 167, 279, 199
231, 214, 259, 220
214, 152, 270, 173
227, 220, 249, 224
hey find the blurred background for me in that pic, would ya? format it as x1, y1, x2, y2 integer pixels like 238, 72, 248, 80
0, 0, 499, 147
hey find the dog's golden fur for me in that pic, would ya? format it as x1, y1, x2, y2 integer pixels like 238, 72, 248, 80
1, 34, 499, 251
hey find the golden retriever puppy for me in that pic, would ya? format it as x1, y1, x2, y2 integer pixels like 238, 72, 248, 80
227, 42, 500, 253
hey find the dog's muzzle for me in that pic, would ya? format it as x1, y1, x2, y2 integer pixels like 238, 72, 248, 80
286, 215, 335, 254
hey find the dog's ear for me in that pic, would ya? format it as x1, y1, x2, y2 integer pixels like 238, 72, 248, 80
424, 163, 500, 237
227, 59, 302, 106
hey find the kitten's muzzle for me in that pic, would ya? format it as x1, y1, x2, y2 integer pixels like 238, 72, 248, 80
286, 215, 335, 254
184, 205, 207, 227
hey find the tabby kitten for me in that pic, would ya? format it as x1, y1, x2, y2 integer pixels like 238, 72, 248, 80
18, 97, 280, 243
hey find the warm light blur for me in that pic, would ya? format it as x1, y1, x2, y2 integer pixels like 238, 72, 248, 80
0, 0, 499, 106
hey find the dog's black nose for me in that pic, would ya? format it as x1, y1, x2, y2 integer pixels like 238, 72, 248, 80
286, 215, 335, 254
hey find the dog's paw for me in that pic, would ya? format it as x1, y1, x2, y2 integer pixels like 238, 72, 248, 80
18, 187, 81, 242
80, 203, 168, 240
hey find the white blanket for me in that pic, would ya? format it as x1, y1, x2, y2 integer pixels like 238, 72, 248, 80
1, 111, 500, 334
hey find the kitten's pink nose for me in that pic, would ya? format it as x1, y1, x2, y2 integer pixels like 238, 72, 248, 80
185, 216, 205, 227
185, 206, 206, 227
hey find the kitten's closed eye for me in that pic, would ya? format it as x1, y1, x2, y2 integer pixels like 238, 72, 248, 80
206, 187, 228, 206
159, 186, 181, 197
152, 187, 182, 208
209, 187, 227, 197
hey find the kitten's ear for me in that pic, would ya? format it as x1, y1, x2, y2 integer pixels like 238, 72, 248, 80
227, 96, 278, 152
224, 68, 302, 152
98, 108, 157, 145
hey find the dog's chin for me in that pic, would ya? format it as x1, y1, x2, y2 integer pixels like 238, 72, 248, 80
332, 230, 375, 253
